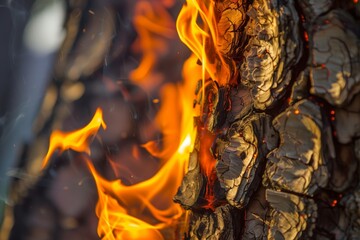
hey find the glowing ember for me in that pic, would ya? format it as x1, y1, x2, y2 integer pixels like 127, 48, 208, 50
198, 127, 217, 209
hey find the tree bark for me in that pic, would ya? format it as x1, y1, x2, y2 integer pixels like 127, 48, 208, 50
175, 0, 360, 239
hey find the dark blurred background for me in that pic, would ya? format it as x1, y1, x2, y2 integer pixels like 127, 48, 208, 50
0, 0, 188, 239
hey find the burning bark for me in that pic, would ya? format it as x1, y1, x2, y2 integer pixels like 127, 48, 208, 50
242, 186, 268, 239
5, 0, 360, 238
175, 0, 360, 239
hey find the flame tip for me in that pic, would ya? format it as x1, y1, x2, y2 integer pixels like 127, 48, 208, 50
41, 108, 106, 169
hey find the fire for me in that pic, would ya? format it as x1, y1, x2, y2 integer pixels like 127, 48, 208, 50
198, 127, 217, 209
86, 131, 191, 240
41, 107, 107, 169
130, 0, 176, 90
41, 46, 198, 240
177, 0, 231, 209
176, 0, 234, 85
88, 79, 197, 239
42, 92, 196, 239
41, 0, 227, 237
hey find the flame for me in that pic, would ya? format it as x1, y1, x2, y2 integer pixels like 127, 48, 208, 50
130, 0, 176, 89
41, 93, 196, 239
41, 108, 106, 169
89, 77, 197, 239
40, 0, 198, 237
41, 60, 198, 240
176, 0, 234, 85
86, 131, 192, 239
178, 0, 230, 209
41, 0, 230, 237
198, 127, 217, 209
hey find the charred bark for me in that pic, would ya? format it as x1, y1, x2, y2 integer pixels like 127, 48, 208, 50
175, 0, 360, 239
185, 205, 243, 240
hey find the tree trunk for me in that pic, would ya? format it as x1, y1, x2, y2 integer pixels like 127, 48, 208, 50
175, 0, 360, 239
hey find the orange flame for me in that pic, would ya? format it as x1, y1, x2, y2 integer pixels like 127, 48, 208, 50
130, 0, 176, 90
41, 59, 198, 239
41, 108, 107, 169
178, 0, 230, 209
89, 79, 197, 239
86, 134, 189, 239
198, 127, 217, 209
176, 0, 234, 85
42, 0, 229, 237
42, 96, 196, 239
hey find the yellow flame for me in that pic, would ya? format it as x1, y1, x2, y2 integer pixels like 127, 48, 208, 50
178, 135, 192, 154
42, 98, 196, 239
41, 108, 107, 169
176, 0, 234, 85
104, 49, 200, 237
86, 133, 192, 239
90, 77, 197, 239
41, 0, 224, 237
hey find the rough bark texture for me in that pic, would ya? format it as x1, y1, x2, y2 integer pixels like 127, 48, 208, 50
309, 9, 360, 106
186, 205, 243, 240
263, 99, 330, 196
240, 0, 302, 110
217, 113, 278, 208
175, 0, 360, 239
174, 150, 206, 209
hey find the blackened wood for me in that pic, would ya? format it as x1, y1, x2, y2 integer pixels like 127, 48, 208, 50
240, 0, 302, 110
243, 187, 269, 239
309, 10, 360, 106
217, 113, 278, 208
263, 100, 330, 196
174, 150, 206, 210
185, 204, 243, 240
175, 0, 360, 239
266, 189, 317, 239
194, 80, 230, 132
